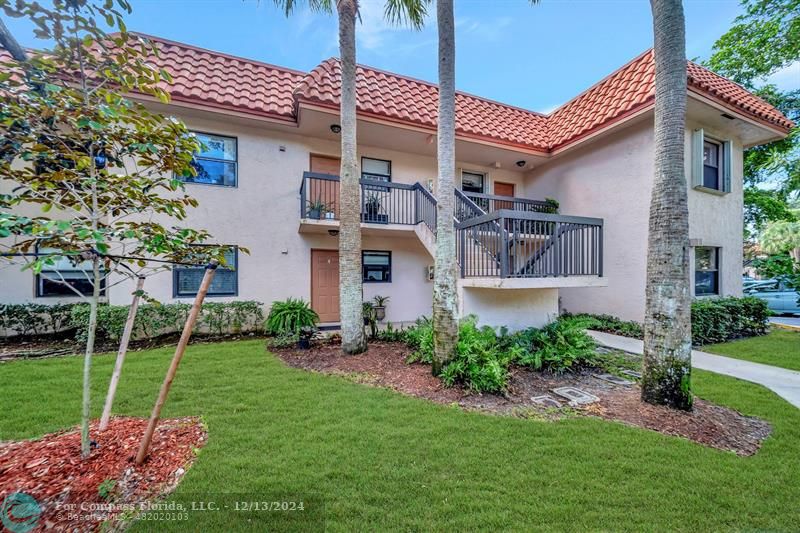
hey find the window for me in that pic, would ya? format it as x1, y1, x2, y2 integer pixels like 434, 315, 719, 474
703, 139, 721, 189
36, 251, 105, 298
184, 132, 237, 187
695, 247, 720, 296
361, 157, 391, 182
362, 251, 391, 283
174, 248, 238, 297
461, 170, 485, 193
692, 129, 731, 193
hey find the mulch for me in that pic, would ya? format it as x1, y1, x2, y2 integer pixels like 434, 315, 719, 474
0, 417, 207, 532
276, 340, 771, 456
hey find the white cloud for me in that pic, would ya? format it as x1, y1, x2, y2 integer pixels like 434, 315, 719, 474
455, 16, 513, 43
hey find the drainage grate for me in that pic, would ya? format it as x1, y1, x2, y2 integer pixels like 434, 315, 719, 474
530, 395, 562, 408
551, 387, 599, 405
593, 373, 634, 386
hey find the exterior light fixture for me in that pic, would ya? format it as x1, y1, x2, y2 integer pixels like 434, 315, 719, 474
330, 124, 342, 134
328, 229, 340, 237
516, 160, 526, 168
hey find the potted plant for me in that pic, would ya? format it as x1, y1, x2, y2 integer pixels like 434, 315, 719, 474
363, 193, 386, 223
372, 295, 390, 321
307, 198, 328, 220
362, 302, 378, 339
298, 325, 317, 349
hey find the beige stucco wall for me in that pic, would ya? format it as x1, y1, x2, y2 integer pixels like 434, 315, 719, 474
459, 287, 559, 332
524, 114, 744, 322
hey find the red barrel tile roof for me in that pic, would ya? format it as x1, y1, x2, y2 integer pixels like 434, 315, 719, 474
144, 35, 305, 122
10, 35, 789, 151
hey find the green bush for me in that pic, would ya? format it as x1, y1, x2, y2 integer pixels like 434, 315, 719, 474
405, 315, 600, 391
265, 298, 319, 335
511, 317, 598, 373
566, 297, 770, 346
564, 312, 644, 339
406, 316, 509, 393
0, 303, 75, 336
70, 301, 263, 343
691, 296, 769, 345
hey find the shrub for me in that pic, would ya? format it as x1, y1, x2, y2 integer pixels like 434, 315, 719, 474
0, 303, 76, 337
407, 316, 509, 393
511, 317, 597, 373
691, 296, 769, 345
440, 317, 511, 392
265, 298, 319, 335
69, 301, 263, 344
564, 313, 643, 339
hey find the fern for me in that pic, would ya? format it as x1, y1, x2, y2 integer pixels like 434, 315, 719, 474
265, 298, 319, 335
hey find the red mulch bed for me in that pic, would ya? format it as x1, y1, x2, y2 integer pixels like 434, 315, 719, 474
276, 340, 771, 456
0, 417, 206, 531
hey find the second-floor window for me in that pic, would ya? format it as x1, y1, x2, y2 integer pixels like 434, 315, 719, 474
692, 129, 731, 194
461, 170, 485, 194
703, 139, 722, 189
361, 157, 391, 182
185, 132, 238, 187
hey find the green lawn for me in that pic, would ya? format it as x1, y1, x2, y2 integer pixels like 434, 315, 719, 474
1, 340, 800, 531
703, 328, 800, 371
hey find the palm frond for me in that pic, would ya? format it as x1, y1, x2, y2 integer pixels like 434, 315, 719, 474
273, 0, 335, 16
384, 0, 431, 30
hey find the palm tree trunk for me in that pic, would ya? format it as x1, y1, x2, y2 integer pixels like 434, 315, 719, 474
431, 0, 458, 374
642, 0, 693, 410
338, 0, 367, 355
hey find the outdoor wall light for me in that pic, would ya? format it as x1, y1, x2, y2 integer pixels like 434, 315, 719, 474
330, 124, 342, 134
328, 229, 340, 237
516, 160, 526, 168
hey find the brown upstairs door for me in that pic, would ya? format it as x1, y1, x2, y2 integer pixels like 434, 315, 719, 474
310, 155, 341, 219
311, 249, 340, 323
494, 181, 515, 211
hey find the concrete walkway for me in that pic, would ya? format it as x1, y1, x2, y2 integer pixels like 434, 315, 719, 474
588, 330, 800, 409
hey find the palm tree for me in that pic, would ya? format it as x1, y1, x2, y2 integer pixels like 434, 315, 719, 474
641, 0, 693, 410
275, 0, 427, 354
431, 0, 457, 374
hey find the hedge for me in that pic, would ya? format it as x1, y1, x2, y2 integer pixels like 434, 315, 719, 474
1, 301, 264, 342
690, 296, 770, 345
565, 296, 770, 346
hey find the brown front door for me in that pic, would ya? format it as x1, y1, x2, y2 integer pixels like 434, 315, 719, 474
311, 249, 340, 323
309, 155, 341, 218
494, 181, 515, 210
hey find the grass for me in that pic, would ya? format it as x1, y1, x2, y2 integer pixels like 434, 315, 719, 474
703, 328, 800, 371
1, 340, 799, 531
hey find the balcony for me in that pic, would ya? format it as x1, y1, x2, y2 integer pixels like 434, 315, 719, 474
299, 172, 437, 240
299, 172, 605, 286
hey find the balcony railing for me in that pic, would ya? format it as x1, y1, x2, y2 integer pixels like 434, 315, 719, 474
463, 192, 557, 215
457, 210, 603, 279
299, 171, 437, 233
300, 172, 602, 280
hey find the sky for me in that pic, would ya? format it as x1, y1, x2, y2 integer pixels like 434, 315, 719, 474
4, 0, 799, 113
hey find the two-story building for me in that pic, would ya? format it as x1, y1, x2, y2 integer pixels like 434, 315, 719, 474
1, 36, 793, 330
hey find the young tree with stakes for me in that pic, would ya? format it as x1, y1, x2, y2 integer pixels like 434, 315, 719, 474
0, 0, 229, 457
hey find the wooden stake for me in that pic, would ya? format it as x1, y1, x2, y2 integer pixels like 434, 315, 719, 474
99, 275, 146, 431
135, 262, 218, 465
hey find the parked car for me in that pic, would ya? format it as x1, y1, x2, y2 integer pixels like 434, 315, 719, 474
744, 279, 800, 315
